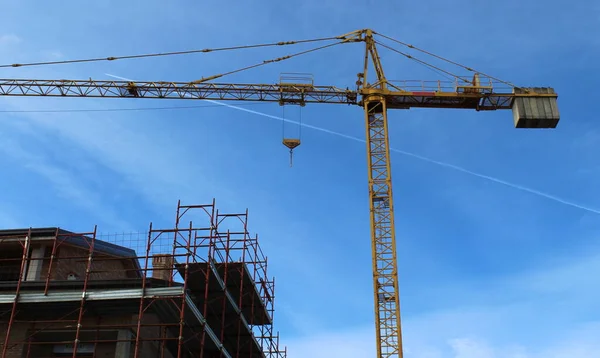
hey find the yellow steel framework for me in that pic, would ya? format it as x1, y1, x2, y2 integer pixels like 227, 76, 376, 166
0, 29, 559, 358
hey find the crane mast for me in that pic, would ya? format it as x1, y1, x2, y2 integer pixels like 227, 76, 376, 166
0, 29, 560, 358
364, 97, 401, 357
360, 30, 403, 358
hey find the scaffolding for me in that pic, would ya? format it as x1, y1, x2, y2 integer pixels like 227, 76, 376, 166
0, 199, 287, 358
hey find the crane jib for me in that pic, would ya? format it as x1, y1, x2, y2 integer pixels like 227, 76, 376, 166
0, 79, 557, 118
0, 79, 358, 105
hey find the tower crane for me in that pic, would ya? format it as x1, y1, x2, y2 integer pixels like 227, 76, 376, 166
0, 29, 560, 358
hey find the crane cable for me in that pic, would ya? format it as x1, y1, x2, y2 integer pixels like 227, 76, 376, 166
0, 36, 342, 69
374, 32, 518, 89
281, 104, 303, 168
192, 41, 345, 83
376, 41, 458, 83
375, 41, 471, 84
280, 105, 303, 140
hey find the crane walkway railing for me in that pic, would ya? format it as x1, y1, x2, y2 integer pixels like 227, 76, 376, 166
388, 74, 514, 94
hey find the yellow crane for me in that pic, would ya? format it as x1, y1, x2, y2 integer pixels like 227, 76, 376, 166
0, 29, 560, 358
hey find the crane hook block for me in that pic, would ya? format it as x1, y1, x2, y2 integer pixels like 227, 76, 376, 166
282, 138, 301, 167
282, 138, 301, 150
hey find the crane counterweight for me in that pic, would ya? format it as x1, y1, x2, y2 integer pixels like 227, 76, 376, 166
512, 87, 560, 128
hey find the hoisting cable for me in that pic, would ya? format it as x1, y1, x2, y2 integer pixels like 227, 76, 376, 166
281, 105, 293, 167
0, 36, 342, 69
192, 41, 345, 83
374, 41, 472, 83
281, 104, 303, 168
299, 106, 303, 141
282, 105, 286, 139
374, 32, 518, 89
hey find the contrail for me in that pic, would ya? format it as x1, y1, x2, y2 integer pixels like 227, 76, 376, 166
105, 73, 600, 215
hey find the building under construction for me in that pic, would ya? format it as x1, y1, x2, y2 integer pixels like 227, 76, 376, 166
0, 200, 286, 358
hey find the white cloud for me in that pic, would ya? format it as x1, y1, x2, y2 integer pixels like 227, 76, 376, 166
285, 325, 374, 358
448, 338, 495, 358
443, 323, 600, 358
41, 50, 63, 60
449, 325, 600, 358
284, 318, 600, 358
282, 248, 600, 358
0, 34, 20, 45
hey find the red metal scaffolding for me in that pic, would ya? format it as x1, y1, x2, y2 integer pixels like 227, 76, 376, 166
0, 199, 287, 358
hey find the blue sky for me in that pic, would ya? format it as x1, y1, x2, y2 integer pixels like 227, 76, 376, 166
1, 1, 599, 357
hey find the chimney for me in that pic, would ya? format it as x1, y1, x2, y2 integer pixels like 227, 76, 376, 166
152, 254, 174, 281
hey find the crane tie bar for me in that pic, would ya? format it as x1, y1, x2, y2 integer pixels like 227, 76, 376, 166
0, 36, 341, 69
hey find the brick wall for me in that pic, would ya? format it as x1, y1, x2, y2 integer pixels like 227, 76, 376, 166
0, 322, 25, 358
0, 312, 185, 358
0, 316, 134, 358
39, 245, 137, 281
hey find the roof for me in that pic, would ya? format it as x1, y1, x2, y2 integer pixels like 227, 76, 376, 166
0, 227, 137, 258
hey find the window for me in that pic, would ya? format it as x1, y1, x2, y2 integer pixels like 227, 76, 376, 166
0, 247, 23, 281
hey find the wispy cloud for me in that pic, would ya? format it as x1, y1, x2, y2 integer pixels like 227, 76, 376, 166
0, 206, 20, 228
102, 74, 597, 216
41, 50, 64, 60
199, 100, 600, 216
0, 34, 21, 45
286, 321, 600, 358
284, 245, 600, 357
1, 4, 595, 357
0, 94, 238, 221
0, 123, 132, 230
